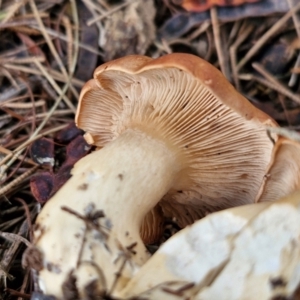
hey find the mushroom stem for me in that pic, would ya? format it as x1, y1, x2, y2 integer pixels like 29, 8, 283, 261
33, 128, 181, 297
74, 128, 180, 246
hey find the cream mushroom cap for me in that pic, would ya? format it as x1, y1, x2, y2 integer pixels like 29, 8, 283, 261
117, 191, 300, 300
117, 202, 271, 299
76, 53, 278, 237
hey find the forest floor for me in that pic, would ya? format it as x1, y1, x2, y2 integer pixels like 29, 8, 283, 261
0, 0, 300, 298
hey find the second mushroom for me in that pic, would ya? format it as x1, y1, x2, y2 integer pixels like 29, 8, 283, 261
28, 53, 299, 298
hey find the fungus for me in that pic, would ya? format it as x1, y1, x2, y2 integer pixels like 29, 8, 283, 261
30, 53, 285, 298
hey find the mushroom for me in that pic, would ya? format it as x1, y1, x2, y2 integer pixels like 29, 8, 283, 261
117, 191, 300, 300
31, 53, 290, 298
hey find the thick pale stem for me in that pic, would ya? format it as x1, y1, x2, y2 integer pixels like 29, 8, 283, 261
33, 129, 181, 298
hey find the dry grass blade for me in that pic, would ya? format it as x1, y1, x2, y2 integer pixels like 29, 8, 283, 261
0, 146, 37, 166
33, 60, 76, 112
0, 68, 19, 91
0, 232, 31, 248
3, 99, 45, 109
69, 0, 79, 82
230, 23, 254, 90
0, 0, 27, 24
28, 0, 69, 81
287, 0, 300, 87
210, 7, 230, 80
62, 16, 73, 75
0, 205, 38, 296
0, 165, 39, 196
0, 56, 45, 64
2, 64, 84, 87
289, 54, 300, 87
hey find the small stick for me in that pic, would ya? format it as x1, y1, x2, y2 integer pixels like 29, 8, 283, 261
0, 232, 31, 247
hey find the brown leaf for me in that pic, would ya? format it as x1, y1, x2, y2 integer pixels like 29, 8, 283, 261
55, 122, 83, 144
65, 135, 91, 163
30, 172, 54, 203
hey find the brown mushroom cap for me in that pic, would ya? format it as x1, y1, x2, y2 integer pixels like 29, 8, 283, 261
76, 53, 278, 239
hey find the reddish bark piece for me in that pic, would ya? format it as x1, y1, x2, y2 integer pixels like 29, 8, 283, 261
30, 136, 91, 203
30, 163, 78, 203
30, 172, 54, 203
55, 122, 83, 144
30, 138, 54, 167
181, 0, 260, 12
65, 135, 91, 163
51, 163, 73, 196
50, 136, 91, 195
